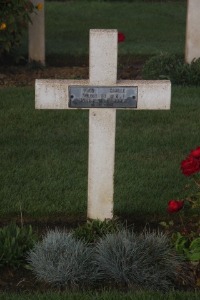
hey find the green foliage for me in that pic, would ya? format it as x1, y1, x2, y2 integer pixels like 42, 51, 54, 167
172, 232, 200, 262
0, 0, 38, 60
142, 53, 181, 80
28, 229, 96, 288
73, 219, 124, 243
0, 223, 37, 269
142, 53, 200, 86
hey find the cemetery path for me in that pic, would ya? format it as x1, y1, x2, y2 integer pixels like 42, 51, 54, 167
0, 60, 143, 87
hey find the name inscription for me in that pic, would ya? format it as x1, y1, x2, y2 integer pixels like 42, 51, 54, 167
68, 86, 138, 108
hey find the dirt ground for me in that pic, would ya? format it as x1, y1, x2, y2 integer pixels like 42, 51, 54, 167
0, 60, 143, 87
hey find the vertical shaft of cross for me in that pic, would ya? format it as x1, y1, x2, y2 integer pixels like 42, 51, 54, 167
29, 0, 45, 65
185, 0, 200, 63
87, 29, 118, 220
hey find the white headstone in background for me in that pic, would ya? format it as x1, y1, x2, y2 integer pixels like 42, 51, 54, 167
29, 0, 45, 65
35, 29, 171, 221
185, 0, 200, 63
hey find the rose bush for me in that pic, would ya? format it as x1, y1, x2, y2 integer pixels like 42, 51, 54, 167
167, 146, 200, 215
0, 1, 42, 61
181, 147, 200, 176
167, 200, 184, 213
163, 147, 200, 285
118, 32, 125, 43
181, 156, 200, 176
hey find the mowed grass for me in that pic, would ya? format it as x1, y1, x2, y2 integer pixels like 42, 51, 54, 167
20, 1, 187, 62
0, 86, 200, 219
1, 291, 200, 300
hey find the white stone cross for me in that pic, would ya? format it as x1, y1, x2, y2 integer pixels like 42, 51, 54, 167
185, 0, 200, 63
35, 29, 171, 221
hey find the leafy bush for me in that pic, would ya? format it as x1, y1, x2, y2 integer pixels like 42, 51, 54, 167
73, 219, 124, 243
142, 53, 200, 86
0, 223, 37, 269
0, 1, 40, 61
172, 232, 200, 262
165, 146, 200, 262
94, 229, 187, 291
28, 229, 96, 288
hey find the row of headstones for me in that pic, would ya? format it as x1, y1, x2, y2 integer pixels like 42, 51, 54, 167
29, 0, 200, 65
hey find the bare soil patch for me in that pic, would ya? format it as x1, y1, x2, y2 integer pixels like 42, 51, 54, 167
0, 60, 143, 87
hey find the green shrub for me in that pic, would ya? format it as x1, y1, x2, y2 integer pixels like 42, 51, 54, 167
142, 53, 200, 86
0, 0, 40, 61
28, 229, 96, 288
0, 223, 37, 269
73, 219, 124, 243
172, 232, 200, 262
95, 229, 187, 291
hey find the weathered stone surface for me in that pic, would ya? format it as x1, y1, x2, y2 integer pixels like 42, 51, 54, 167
185, 0, 200, 63
36, 79, 171, 110
29, 0, 45, 65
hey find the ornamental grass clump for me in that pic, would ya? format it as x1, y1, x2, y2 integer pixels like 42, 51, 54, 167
95, 229, 186, 291
27, 229, 96, 288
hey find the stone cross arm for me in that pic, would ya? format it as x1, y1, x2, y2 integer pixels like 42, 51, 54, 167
35, 79, 171, 110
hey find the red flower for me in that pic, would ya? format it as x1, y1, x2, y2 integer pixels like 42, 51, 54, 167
167, 200, 184, 213
190, 146, 200, 159
118, 32, 125, 43
181, 155, 200, 176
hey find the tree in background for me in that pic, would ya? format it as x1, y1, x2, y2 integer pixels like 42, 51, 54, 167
0, 0, 42, 61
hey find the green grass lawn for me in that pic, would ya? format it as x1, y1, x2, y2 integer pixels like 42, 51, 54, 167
1, 86, 200, 220
1, 291, 200, 300
1, 1, 200, 298
19, 0, 187, 64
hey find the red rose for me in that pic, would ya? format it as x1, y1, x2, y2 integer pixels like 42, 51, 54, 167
181, 155, 200, 176
118, 32, 125, 43
167, 200, 184, 213
190, 146, 200, 159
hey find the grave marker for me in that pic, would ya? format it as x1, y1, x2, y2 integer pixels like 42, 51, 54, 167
185, 0, 200, 63
35, 29, 171, 220
29, 0, 45, 65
